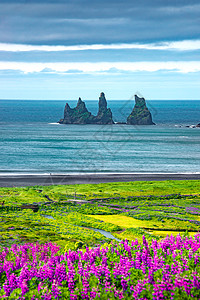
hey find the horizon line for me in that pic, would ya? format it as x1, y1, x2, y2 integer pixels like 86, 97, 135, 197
1, 98, 200, 101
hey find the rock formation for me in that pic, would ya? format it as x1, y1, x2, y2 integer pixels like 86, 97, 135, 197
58, 97, 93, 124
58, 93, 114, 125
94, 92, 114, 125
127, 95, 155, 125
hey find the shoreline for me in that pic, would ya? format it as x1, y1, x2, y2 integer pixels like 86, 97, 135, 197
0, 173, 200, 187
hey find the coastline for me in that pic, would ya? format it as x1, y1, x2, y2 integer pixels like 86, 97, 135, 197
0, 172, 200, 187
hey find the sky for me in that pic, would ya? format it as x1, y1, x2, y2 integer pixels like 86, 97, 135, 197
0, 0, 200, 100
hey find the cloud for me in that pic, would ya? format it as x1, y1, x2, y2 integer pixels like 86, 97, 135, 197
158, 3, 200, 14
1, 61, 200, 74
1, 40, 200, 52
0, 1, 200, 45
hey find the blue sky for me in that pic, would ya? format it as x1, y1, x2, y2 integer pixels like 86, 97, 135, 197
0, 0, 200, 100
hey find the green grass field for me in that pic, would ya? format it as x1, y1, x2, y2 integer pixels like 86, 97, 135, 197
1, 179, 200, 205
0, 180, 200, 249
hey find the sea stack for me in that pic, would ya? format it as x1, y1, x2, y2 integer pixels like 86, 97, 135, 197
127, 95, 155, 125
58, 93, 114, 125
58, 97, 93, 124
94, 92, 114, 125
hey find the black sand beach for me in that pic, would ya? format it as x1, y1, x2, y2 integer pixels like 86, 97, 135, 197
0, 173, 200, 187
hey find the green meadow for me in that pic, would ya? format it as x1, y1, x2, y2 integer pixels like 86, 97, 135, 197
0, 180, 200, 249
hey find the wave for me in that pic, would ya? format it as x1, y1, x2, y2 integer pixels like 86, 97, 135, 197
1, 172, 200, 176
48, 122, 60, 125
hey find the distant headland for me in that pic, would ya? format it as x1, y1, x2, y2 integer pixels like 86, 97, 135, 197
58, 93, 155, 125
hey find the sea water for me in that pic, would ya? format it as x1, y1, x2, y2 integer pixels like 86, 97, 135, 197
0, 100, 200, 174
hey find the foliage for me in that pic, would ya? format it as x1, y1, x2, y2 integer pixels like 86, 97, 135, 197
0, 235, 200, 299
1, 186, 200, 247
1, 181, 200, 299
0, 209, 111, 248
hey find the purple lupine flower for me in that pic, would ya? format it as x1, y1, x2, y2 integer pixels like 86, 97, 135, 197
0, 235, 200, 299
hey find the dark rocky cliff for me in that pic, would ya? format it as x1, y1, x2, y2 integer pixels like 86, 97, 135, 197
127, 95, 155, 125
58, 93, 114, 125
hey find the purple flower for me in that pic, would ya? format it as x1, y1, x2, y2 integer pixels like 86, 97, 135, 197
0, 235, 200, 298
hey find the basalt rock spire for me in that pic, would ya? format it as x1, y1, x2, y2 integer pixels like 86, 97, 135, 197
94, 92, 114, 125
127, 95, 155, 125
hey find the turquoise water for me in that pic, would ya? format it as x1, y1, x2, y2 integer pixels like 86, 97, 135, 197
0, 100, 200, 173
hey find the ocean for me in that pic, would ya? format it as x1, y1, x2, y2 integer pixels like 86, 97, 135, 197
0, 100, 200, 174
